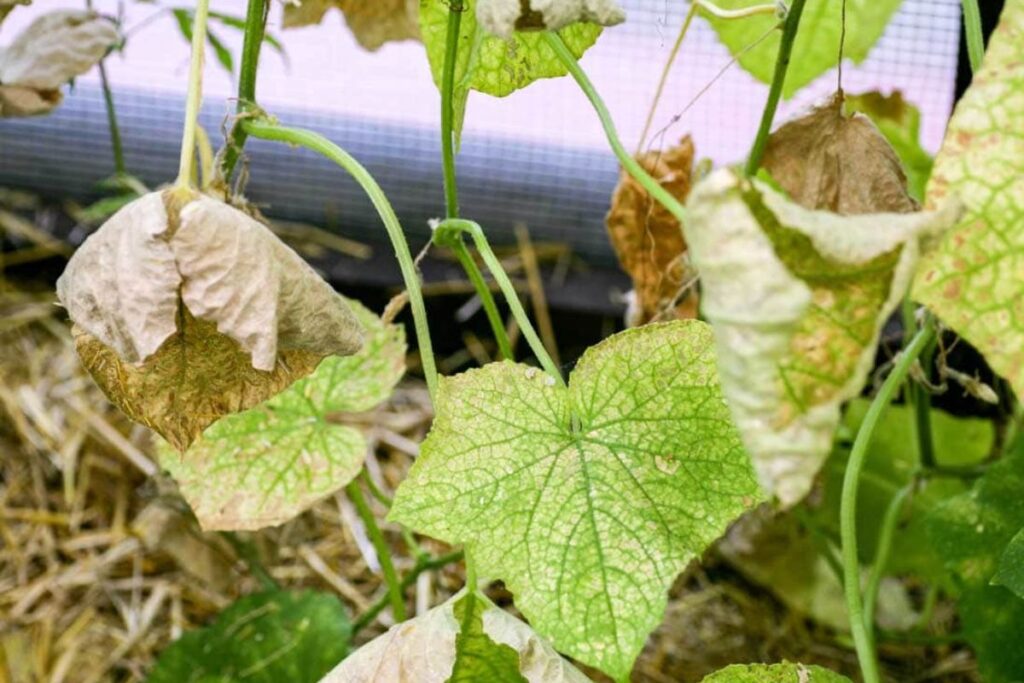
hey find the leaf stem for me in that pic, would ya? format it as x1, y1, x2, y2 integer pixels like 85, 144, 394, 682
841, 323, 935, 683
97, 59, 126, 176
241, 119, 440, 400
219, 0, 267, 183
346, 481, 406, 622
451, 242, 515, 360
960, 0, 985, 74
744, 0, 807, 176
435, 218, 564, 385
174, 0, 211, 189
694, 0, 782, 20
351, 550, 465, 634
222, 531, 279, 591
543, 32, 687, 226
901, 302, 938, 469
862, 481, 913, 638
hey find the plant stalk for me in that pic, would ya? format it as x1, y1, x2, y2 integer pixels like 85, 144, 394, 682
346, 481, 406, 622
241, 119, 440, 400
960, 0, 985, 74
98, 60, 126, 176
862, 481, 913, 637
352, 550, 464, 633
174, 0, 212, 189
219, 0, 268, 182
451, 242, 515, 360
222, 531, 279, 591
744, 0, 807, 176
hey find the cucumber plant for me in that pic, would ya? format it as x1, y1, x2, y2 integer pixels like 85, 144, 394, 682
6, 0, 1022, 680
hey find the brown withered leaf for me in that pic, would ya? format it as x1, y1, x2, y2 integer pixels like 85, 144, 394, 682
605, 136, 698, 326
762, 92, 917, 215
476, 0, 625, 39
282, 0, 420, 51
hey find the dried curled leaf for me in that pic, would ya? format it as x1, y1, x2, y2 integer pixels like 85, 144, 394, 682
0, 1, 30, 26
606, 136, 698, 325
57, 191, 364, 450
282, 0, 420, 51
684, 168, 961, 505
762, 93, 917, 215
476, 0, 625, 39
322, 592, 589, 682
0, 10, 118, 117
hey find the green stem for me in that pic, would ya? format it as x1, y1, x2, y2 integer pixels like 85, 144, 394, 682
543, 32, 687, 226
219, 0, 267, 183
346, 481, 406, 622
97, 60, 126, 176
222, 531, 278, 591
960, 0, 985, 75
352, 550, 465, 634
436, 219, 564, 385
451, 241, 515, 360
174, 0, 212, 189
360, 468, 393, 508
841, 324, 935, 683
241, 119, 440, 400
862, 482, 913, 638
902, 302, 937, 469
744, 0, 807, 176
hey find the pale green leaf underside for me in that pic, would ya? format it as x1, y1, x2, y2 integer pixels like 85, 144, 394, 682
449, 592, 527, 682
420, 0, 602, 139
994, 527, 1024, 600
391, 321, 760, 679
699, 662, 851, 682
684, 169, 960, 505
702, 0, 902, 99
912, 0, 1024, 400
160, 299, 405, 531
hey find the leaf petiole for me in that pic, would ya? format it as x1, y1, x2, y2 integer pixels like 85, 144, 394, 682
346, 481, 406, 622
174, 0, 211, 189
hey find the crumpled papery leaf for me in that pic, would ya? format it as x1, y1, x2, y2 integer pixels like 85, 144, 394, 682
321, 592, 589, 682
684, 168, 961, 506
606, 136, 698, 325
762, 92, 918, 215
390, 321, 761, 679
476, 0, 624, 39
699, 662, 851, 682
912, 0, 1024, 400
159, 298, 405, 531
0, 10, 118, 117
282, 0, 420, 51
57, 191, 364, 451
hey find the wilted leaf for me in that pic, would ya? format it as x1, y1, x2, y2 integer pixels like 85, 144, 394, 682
282, 0, 420, 51
159, 299, 404, 531
476, 0, 624, 39
0, 10, 118, 117
912, 0, 1024, 400
684, 168, 961, 505
701, 0, 902, 99
699, 662, 851, 682
762, 92, 917, 215
995, 527, 1024, 600
391, 321, 760, 679
147, 590, 350, 683
844, 90, 934, 203
0, 0, 29, 26
322, 592, 589, 682
57, 191, 364, 450
606, 136, 698, 325
420, 0, 602, 141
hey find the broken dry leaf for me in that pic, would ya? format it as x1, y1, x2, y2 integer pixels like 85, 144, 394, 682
606, 136, 698, 325
57, 191, 364, 450
0, 10, 119, 117
282, 0, 420, 51
762, 93, 917, 215
476, 0, 625, 39
322, 592, 590, 682
684, 168, 961, 505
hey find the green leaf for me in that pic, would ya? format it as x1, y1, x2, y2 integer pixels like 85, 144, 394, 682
994, 527, 1024, 599
159, 299, 405, 531
206, 28, 234, 76
912, 0, 1024, 400
843, 91, 934, 203
419, 0, 602, 141
449, 592, 527, 683
701, 0, 903, 99
699, 662, 851, 682
390, 320, 761, 679
147, 590, 350, 683
684, 168, 961, 505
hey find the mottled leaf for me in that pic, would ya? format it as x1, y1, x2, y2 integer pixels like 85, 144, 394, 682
606, 136, 698, 325
994, 527, 1024, 600
684, 168, 961, 505
322, 592, 589, 682
476, 0, 624, 39
699, 662, 851, 682
160, 299, 404, 531
701, 0, 902, 99
420, 0, 602, 141
147, 590, 350, 683
391, 321, 761, 679
282, 0, 420, 51
449, 592, 528, 682
912, 0, 1024, 400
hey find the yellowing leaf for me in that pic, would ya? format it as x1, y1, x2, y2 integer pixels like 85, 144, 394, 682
321, 592, 589, 682
282, 0, 420, 51
912, 0, 1024, 400
391, 321, 760, 679
159, 299, 404, 531
684, 168, 961, 505
700, 662, 851, 682
476, 0, 624, 39
57, 191, 364, 450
